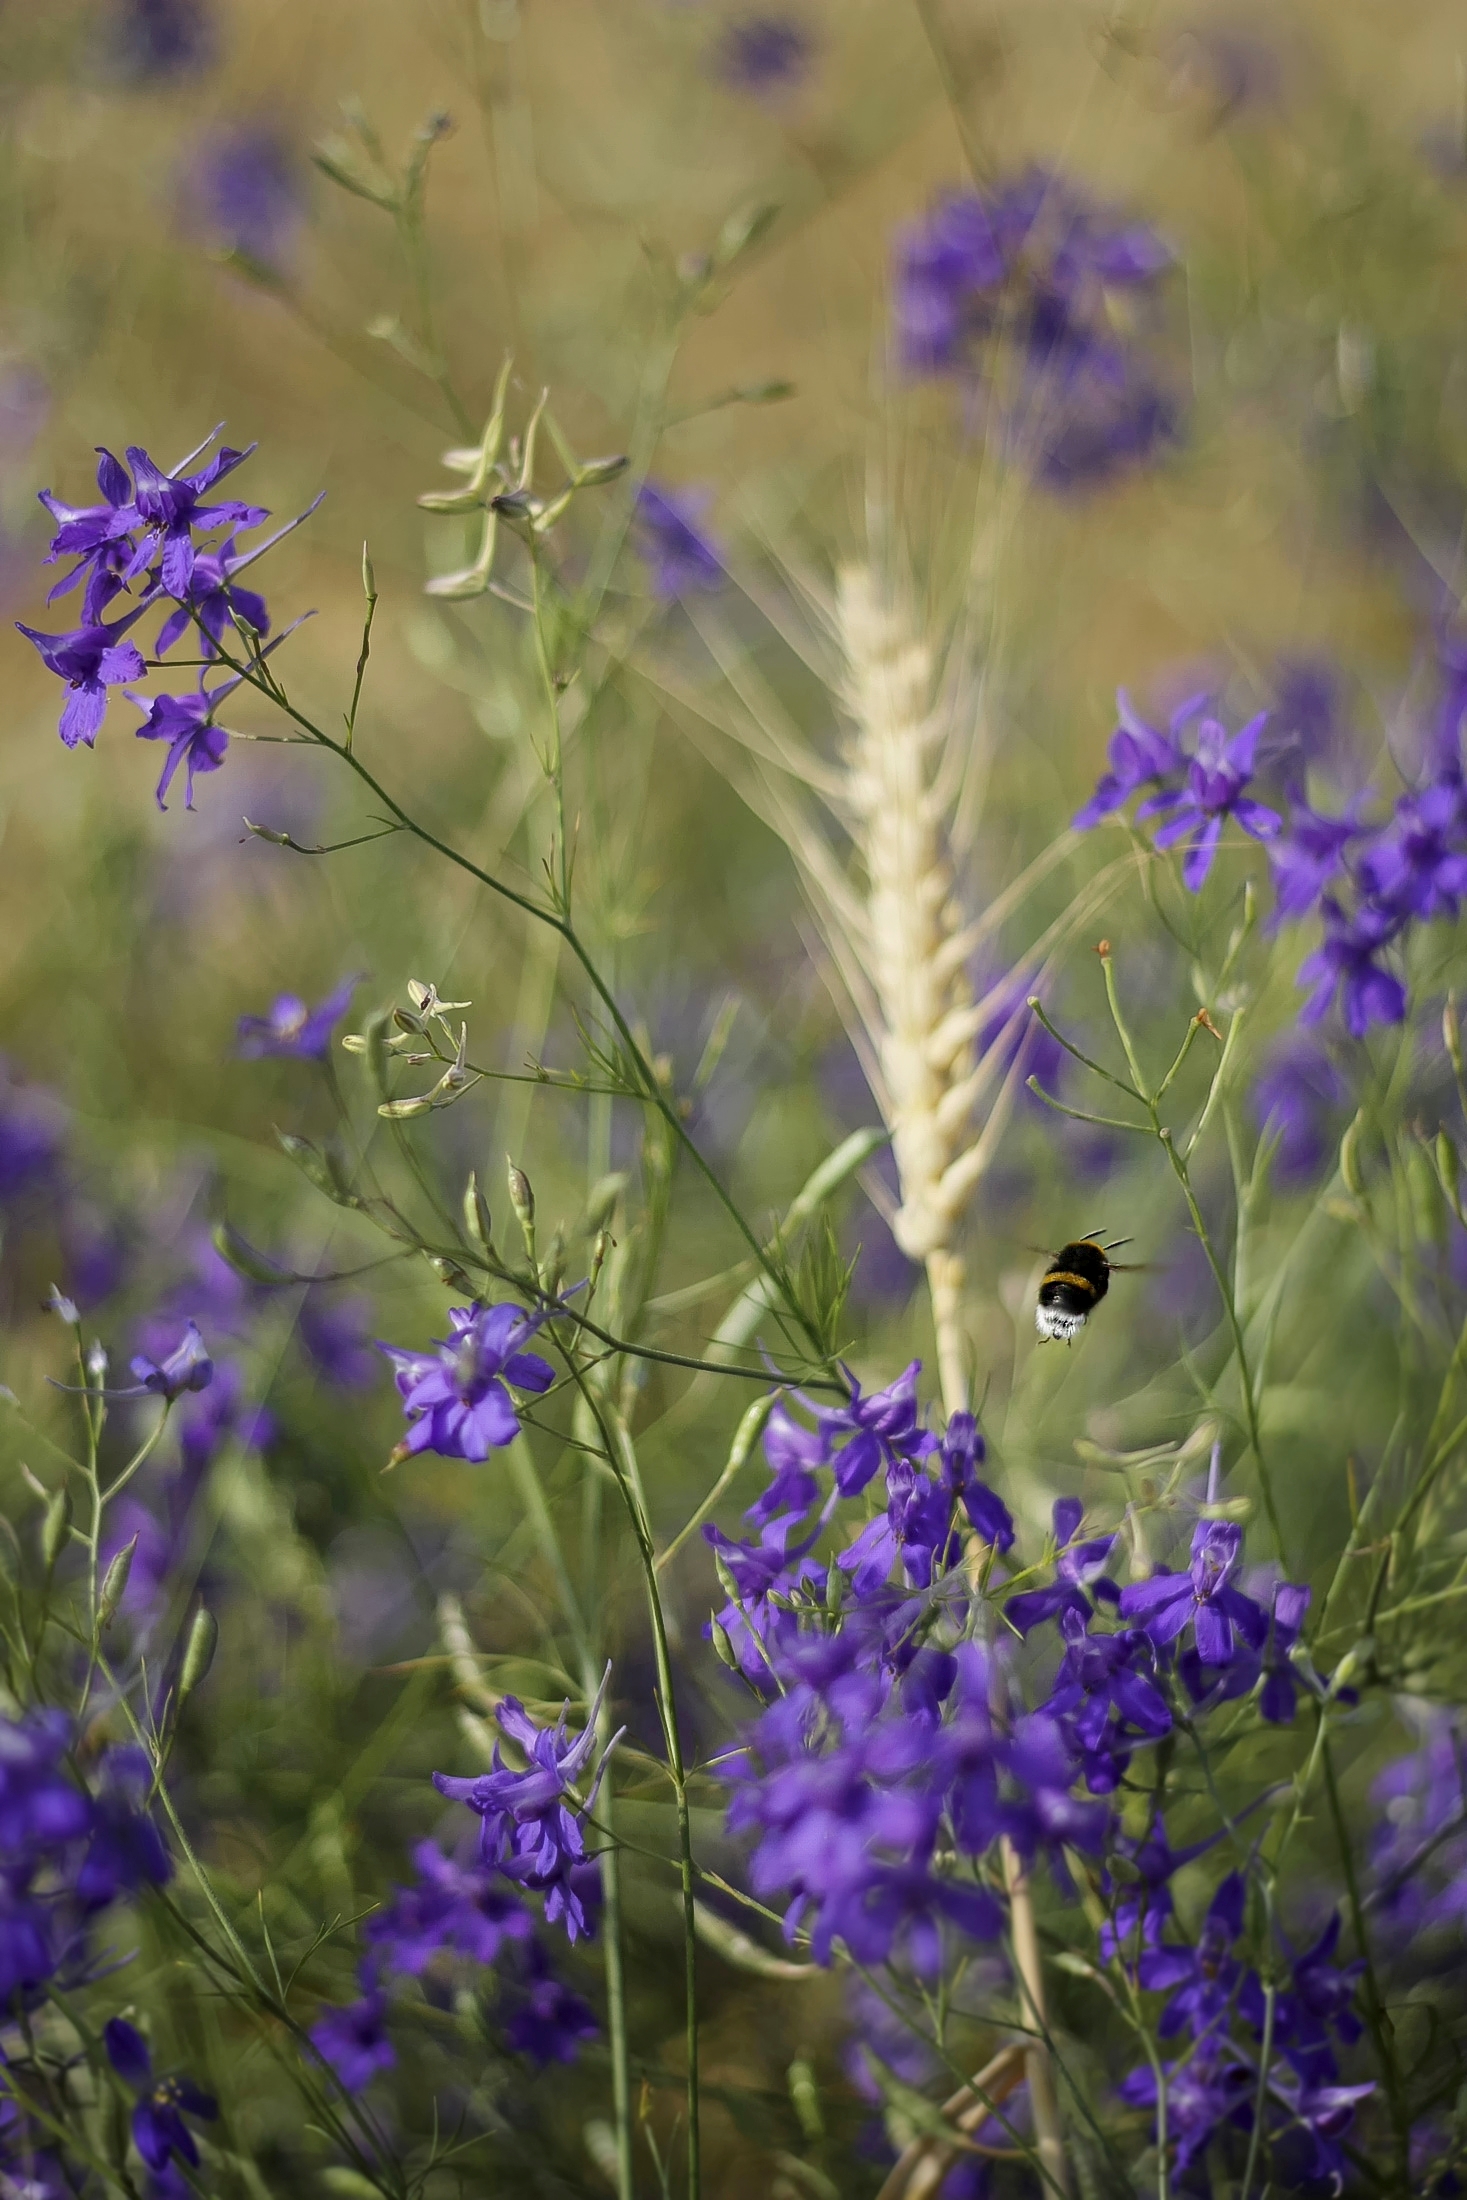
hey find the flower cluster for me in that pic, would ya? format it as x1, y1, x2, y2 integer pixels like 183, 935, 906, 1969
893, 167, 1177, 485
379, 1300, 556, 1464
0, 1715, 170, 2011
17, 432, 316, 807
1078, 639, 1467, 1035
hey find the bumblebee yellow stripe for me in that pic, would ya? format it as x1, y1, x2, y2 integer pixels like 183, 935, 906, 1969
1042, 1270, 1098, 1296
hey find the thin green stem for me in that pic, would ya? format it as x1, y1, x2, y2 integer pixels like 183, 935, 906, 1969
1321, 1735, 1411, 2193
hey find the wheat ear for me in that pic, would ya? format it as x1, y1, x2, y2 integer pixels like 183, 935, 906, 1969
837, 565, 1072, 2198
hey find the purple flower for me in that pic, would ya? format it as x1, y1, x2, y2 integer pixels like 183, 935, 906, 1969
892, 193, 1005, 373
938, 1411, 1014, 1549
299, 1292, 378, 1390
366, 1840, 533, 1974
127, 1321, 214, 1403
1119, 2042, 1253, 2174
1044, 1606, 1171, 1791
501, 1942, 598, 2064
432, 1670, 619, 1941
107, 0, 214, 81
634, 484, 722, 598
814, 1360, 925, 1497
705, 1511, 824, 1683
182, 125, 303, 267
1267, 2071, 1376, 2194
37, 449, 142, 622
1138, 711, 1281, 889
380, 1301, 555, 1463
715, 14, 812, 94
1268, 795, 1369, 921
308, 1985, 396, 2089
1073, 689, 1203, 830
74, 1748, 171, 1906
1251, 1037, 1345, 1185
1138, 1872, 1250, 2043
1297, 896, 1407, 1037
16, 609, 148, 749
1005, 1497, 1118, 1635
237, 977, 358, 1059
747, 1401, 827, 1526
129, 677, 237, 811
103, 2021, 218, 2173
1270, 656, 1345, 784
1118, 1520, 1268, 1665
1356, 775, 1467, 924
0, 1712, 92, 1858
122, 438, 266, 600
154, 533, 269, 656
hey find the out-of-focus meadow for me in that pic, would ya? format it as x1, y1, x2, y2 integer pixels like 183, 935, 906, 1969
7, 0, 1467, 2190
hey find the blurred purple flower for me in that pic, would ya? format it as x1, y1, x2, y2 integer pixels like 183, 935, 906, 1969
1251, 1036, 1345, 1185
1267, 794, 1368, 922
0, 1069, 65, 1208
237, 977, 358, 1059
299, 1291, 377, 1390
1297, 897, 1407, 1037
16, 609, 148, 749
379, 1301, 555, 1463
715, 14, 812, 94
365, 1839, 534, 1974
705, 1511, 824, 1683
103, 2021, 216, 2173
1044, 1606, 1171, 1793
1137, 710, 1280, 889
75, 1748, 171, 1906
309, 1983, 396, 2088
182, 124, 303, 266
1119, 2042, 1253, 2174
1270, 656, 1344, 781
635, 483, 723, 598
1356, 775, 1467, 925
502, 1942, 598, 2064
106, 0, 214, 80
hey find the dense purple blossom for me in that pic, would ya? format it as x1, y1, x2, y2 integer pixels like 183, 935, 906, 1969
104, 2021, 217, 2172
1356, 774, 1467, 923
1044, 1606, 1171, 1792
1268, 795, 1368, 921
1138, 1872, 1249, 2043
129, 676, 237, 810
309, 1983, 396, 2089
119, 440, 266, 600
37, 449, 142, 622
635, 483, 723, 598
380, 1301, 555, 1463
1119, 2044, 1253, 2174
938, 1411, 1014, 1549
705, 1511, 825, 1683
433, 1672, 619, 1941
75, 1749, 172, 1907
237, 977, 358, 1059
1005, 1497, 1117, 1635
814, 1360, 925, 1496
154, 534, 269, 656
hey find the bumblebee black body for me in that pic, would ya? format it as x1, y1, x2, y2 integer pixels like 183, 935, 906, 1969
1035, 1237, 1117, 1344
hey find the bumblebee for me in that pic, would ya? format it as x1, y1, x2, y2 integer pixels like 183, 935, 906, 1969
1035, 1233, 1138, 1344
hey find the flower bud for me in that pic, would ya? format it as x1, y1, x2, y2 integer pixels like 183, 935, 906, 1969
1447, 993, 1464, 1079
179, 1607, 219, 1700
463, 1169, 494, 1255
507, 1159, 536, 1259
712, 1550, 741, 1607
709, 1615, 739, 1671
98, 1534, 139, 1629
86, 1339, 108, 1385
575, 454, 628, 486
1339, 1109, 1367, 1198
540, 1228, 567, 1301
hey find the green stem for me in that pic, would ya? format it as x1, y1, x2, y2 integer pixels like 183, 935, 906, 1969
1321, 1735, 1411, 2193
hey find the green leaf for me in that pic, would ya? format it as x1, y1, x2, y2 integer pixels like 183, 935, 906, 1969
211, 1221, 290, 1288
274, 1130, 359, 1208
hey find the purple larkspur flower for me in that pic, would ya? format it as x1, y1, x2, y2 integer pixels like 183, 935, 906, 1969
1073, 689, 1204, 830
365, 1839, 533, 1975
308, 1984, 396, 2089
1268, 795, 1370, 922
938, 1410, 1014, 1548
705, 1511, 824, 1683
502, 1942, 598, 2065
747, 1400, 827, 1526
432, 1670, 619, 1941
0, 1067, 65, 1208
16, 608, 148, 749
1138, 710, 1281, 889
1138, 1871, 1249, 2043
1118, 1519, 1267, 1665
121, 438, 266, 600
1368, 1713, 1467, 1935
299, 1291, 377, 1390
154, 534, 268, 656
128, 676, 237, 811
1268, 1912, 1365, 2085
1297, 896, 1407, 1037
183, 124, 303, 266
1270, 656, 1344, 784
1119, 2041, 1253, 2174
1251, 1036, 1345, 1185
1006, 1497, 1118, 1635
1356, 774, 1467, 924
74, 1748, 171, 1907
635, 483, 722, 598
108, 0, 214, 81
36, 449, 141, 623
715, 14, 812, 94
1044, 1605, 1171, 1792
103, 2021, 217, 2173
237, 976, 358, 1060
379, 1301, 554, 1463
1180, 1577, 1314, 1724
814, 1359, 925, 1497
127, 1321, 214, 1403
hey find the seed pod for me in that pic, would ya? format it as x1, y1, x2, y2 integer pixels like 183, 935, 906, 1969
463, 1169, 494, 1255
179, 1607, 219, 1699
1446, 993, 1464, 1080
41, 1487, 72, 1571
98, 1534, 139, 1629
540, 1227, 567, 1300
507, 1159, 536, 1260
584, 1171, 628, 1232
709, 1616, 739, 1671
1339, 1109, 1367, 1197
712, 1549, 741, 1607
